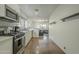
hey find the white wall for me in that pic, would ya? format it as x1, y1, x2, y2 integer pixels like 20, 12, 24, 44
49, 4, 79, 54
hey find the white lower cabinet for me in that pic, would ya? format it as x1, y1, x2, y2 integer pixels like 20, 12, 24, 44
0, 37, 13, 54
33, 30, 39, 37
25, 31, 32, 47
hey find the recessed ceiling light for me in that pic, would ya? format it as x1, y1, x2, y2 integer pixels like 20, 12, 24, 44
34, 9, 39, 15
35, 9, 39, 12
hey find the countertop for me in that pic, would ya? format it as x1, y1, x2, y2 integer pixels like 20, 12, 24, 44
0, 36, 13, 42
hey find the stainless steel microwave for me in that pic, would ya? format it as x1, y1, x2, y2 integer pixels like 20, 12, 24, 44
0, 5, 18, 22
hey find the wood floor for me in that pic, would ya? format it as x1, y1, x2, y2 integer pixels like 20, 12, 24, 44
24, 37, 65, 54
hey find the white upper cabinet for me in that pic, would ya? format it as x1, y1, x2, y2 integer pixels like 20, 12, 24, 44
0, 4, 20, 22
0, 4, 20, 16
6, 4, 20, 14
0, 5, 5, 16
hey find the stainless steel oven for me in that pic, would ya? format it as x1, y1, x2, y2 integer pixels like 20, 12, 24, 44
13, 33, 25, 54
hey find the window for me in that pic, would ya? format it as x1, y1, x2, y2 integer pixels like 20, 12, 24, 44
19, 18, 28, 30
25, 21, 28, 28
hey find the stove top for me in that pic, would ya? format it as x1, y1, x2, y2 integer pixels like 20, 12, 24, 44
0, 31, 25, 37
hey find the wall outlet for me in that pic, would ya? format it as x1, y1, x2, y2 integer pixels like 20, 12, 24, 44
64, 46, 66, 49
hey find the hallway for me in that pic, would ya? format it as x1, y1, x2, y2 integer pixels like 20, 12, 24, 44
24, 37, 65, 54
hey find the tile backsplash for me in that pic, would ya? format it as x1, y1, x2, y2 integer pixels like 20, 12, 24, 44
0, 20, 18, 27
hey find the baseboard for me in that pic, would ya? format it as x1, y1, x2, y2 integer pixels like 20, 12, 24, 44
50, 39, 65, 54
32, 37, 39, 39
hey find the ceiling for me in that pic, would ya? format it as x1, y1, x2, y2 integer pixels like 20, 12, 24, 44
19, 4, 59, 20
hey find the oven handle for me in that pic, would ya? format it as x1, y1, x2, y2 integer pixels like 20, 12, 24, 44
15, 36, 25, 41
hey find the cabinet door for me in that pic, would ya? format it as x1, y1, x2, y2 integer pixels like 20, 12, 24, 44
25, 31, 32, 46
0, 4, 5, 16
6, 4, 20, 14
33, 30, 39, 37
0, 38, 13, 54
6, 4, 20, 23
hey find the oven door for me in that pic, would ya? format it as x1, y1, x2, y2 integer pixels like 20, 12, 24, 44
13, 37, 23, 54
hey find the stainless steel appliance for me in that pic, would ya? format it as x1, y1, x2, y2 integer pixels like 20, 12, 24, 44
0, 30, 25, 54
13, 26, 20, 32
0, 5, 18, 22
13, 32, 25, 54
39, 30, 48, 36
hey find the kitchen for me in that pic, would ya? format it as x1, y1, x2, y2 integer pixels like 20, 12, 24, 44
0, 4, 49, 54
0, 4, 32, 54
1, 4, 79, 54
